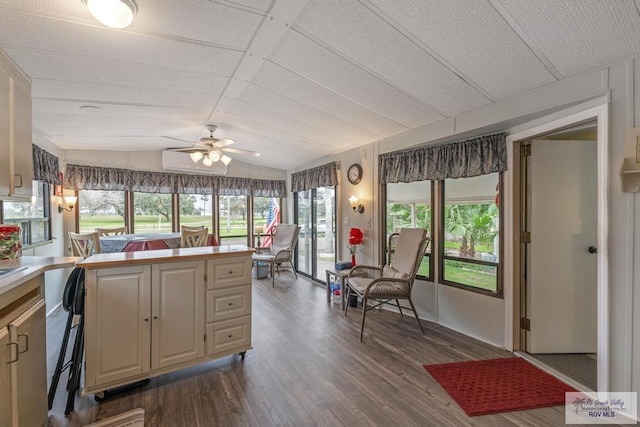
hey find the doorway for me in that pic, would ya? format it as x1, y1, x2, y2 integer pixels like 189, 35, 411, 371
294, 187, 336, 282
519, 122, 598, 390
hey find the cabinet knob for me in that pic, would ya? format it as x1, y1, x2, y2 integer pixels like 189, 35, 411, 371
228, 271, 233, 275
144, 318, 149, 322
228, 334, 233, 338
228, 302, 233, 306
153, 316, 158, 319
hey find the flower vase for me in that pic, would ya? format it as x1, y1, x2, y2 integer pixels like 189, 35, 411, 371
351, 253, 356, 267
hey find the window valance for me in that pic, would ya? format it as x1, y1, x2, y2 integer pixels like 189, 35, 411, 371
32, 145, 61, 185
291, 161, 339, 193
379, 132, 507, 184
64, 164, 286, 197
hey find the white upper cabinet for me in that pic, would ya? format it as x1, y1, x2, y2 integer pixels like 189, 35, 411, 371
0, 49, 33, 199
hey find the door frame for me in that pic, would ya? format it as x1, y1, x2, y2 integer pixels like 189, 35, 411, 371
503, 103, 609, 391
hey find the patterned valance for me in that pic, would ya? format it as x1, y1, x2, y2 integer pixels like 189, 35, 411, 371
64, 164, 286, 197
32, 145, 61, 185
291, 161, 339, 193
379, 132, 507, 184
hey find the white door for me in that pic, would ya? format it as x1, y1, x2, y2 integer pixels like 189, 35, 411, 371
151, 260, 204, 370
527, 139, 597, 353
9, 299, 47, 427
85, 265, 151, 389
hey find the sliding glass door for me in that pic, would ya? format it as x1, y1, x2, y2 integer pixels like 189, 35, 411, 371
295, 186, 335, 281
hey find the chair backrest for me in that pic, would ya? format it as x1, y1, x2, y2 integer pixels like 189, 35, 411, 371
181, 225, 205, 232
69, 232, 101, 258
181, 227, 208, 248
386, 228, 430, 281
95, 226, 127, 237
270, 224, 300, 254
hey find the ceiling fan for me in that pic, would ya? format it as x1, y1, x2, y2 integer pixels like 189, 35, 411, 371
164, 125, 260, 166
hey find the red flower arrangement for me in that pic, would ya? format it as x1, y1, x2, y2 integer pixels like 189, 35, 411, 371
348, 227, 364, 247
348, 228, 364, 266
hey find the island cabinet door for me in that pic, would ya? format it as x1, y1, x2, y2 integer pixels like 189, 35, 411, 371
85, 265, 152, 389
0, 327, 12, 426
151, 260, 205, 370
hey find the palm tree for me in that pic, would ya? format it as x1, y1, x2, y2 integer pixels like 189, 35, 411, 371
445, 203, 498, 257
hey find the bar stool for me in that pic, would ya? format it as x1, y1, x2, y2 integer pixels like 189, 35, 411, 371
47, 266, 85, 415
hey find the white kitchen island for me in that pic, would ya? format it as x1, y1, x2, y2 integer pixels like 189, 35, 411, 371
78, 245, 254, 396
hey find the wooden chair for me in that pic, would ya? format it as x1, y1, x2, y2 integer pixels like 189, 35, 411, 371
181, 225, 205, 232
346, 228, 430, 341
95, 226, 127, 237
69, 232, 101, 259
251, 224, 300, 287
181, 227, 208, 248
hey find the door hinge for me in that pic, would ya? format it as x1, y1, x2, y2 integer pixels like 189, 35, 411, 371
521, 231, 531, 244
520, 317, 531, 331
204, 334, 206, 342
522, 144, 531, 157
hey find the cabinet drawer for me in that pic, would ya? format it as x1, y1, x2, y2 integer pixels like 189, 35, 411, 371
206, 316, 251, 356
208, 258, 251, 289
207, 286, 251, 322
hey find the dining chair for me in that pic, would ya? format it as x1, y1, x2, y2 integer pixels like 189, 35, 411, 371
251, 224, 300, 287
181, 225, 205, 231
95, 226, 127, 237
69, 232, 101, 259
181, 227, 208, 248
345, 228, 430, 341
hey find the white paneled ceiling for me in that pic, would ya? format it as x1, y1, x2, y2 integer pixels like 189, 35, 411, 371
1, 0, 640, 170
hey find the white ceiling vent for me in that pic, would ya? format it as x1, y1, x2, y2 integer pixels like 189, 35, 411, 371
161, 151, 228, 175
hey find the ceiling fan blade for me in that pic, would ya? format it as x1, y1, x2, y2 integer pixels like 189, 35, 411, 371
166, 147, 207, 154
214, 138, 236, 147
162, 136, 194, 143
221, 147, 260, 157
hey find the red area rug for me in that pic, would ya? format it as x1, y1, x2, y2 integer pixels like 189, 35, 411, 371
424, 357, 576, 416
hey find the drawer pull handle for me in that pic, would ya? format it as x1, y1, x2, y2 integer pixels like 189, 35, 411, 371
228, 271, 233, 275
17, 333, 29, 353
228, 302, 233, 306
228, 334, 233, 338
7, 342, 18, 363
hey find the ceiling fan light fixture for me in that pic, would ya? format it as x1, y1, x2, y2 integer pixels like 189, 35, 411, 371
202, 156, 213, 167
209, 151, 221, 162
190, 151, 203, 163
83, 0, 138, 29
220, 154, 232, 166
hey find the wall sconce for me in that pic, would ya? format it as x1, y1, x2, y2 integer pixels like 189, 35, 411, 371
349, 195, 364, 214
58, 196, 77, 213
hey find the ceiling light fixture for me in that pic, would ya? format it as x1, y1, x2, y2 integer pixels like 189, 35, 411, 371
189, 149, 231, 167
82, 0, 138, 29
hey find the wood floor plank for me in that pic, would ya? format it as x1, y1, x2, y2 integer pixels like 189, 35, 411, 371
46, 276, 571, 426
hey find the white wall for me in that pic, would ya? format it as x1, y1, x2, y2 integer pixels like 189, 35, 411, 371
26, 134, 68, 314
289, 57, 639, 393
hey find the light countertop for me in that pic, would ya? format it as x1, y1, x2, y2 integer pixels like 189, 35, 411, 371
0, 256, 81, 298
78, 245, 255, 269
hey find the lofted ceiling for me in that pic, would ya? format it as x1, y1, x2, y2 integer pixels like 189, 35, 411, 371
1, 0, 640, 171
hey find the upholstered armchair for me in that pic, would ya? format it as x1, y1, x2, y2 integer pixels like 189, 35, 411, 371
252, 224, 300, 287
346, 228, 430, 341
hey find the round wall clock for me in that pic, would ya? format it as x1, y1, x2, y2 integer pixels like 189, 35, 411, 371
347, 163, 363, 185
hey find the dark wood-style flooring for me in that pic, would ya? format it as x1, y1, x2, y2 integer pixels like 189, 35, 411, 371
47, 275, 571, 426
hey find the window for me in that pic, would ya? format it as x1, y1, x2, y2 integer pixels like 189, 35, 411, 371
1, 181, 51, 246
78, 190, 126, 233
179, 194, 213, 230
386, 181, 433, 280
133, 192, 173, 233
218, 195, 248, 245
441, 173, 501, 295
